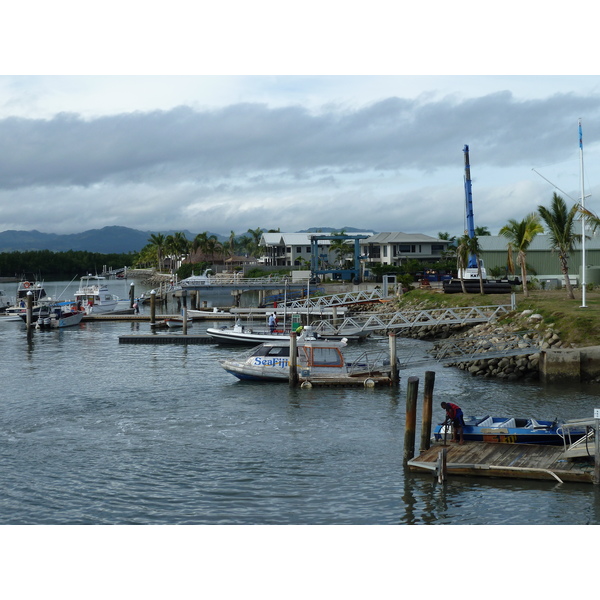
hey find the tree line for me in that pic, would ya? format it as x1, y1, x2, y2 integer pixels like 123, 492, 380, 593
0, 249, 136, 279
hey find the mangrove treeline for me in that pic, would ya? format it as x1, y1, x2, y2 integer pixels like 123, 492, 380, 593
0, 249, 136, 280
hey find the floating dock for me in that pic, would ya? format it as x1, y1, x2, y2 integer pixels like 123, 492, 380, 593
407, 441, 596, 484
118, 334, 214, 344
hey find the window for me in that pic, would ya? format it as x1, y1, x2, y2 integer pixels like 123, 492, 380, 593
310, 347, 343, 367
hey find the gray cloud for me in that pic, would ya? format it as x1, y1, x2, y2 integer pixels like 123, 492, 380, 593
1, 89, 600, 237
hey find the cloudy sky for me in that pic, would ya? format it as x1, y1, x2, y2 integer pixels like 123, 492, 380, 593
2, 4, 600, 242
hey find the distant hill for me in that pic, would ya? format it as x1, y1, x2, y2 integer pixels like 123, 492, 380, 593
0, 227, 223, 253
0, 226, 376, 253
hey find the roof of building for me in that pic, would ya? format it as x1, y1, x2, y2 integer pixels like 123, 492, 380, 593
365, 232, 447, 244
478, 234, 600, 251
261, 232, 375, 246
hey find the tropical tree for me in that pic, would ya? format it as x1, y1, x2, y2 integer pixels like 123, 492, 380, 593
474, 226, 491, 236
148, 233, 166, 271
165, 232, 190, 273
498, 213, 544, 297
329, 231, 352, 267
246, 227, 264, 257
456, 234, 484, 294
537, 193, 581, 299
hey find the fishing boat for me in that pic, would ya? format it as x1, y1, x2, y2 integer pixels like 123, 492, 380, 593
19, 302, 85, 329
0, 289, 11, 313
74, 275, 120, 314
164, 316, 193, 328
219, 327, 396, 385
207, 319, 293, 344
207, 318, 366, 345
433, 415, 587, 446
3, 278, 49, 319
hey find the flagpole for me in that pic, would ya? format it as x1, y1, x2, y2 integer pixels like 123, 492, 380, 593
580, 118, 587, 308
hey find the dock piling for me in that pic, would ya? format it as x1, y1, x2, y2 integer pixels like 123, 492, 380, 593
150, 290, 156, 326
289, 332, 299, 388
420, 371, 435, 452
389, 332, 399, 386
403, 376, 419, 465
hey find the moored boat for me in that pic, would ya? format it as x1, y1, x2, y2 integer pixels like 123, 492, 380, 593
433, 415, 587, 446
219, 328, 396, 385
74, 275, 119, 314
19, 302, 85, 329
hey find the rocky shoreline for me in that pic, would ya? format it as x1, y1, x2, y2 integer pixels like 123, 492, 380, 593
352, 298, 570, 382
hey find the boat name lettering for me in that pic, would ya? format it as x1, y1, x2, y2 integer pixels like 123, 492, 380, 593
252, 358, 289, 368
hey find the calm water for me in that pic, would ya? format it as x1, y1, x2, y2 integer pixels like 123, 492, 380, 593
2, 279, 600, 525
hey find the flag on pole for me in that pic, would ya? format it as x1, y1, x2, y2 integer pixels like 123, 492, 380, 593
579, 119, 583, 149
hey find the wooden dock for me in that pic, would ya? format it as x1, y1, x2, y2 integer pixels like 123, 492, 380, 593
408, 441, 596, 484
118, 334, 214, 344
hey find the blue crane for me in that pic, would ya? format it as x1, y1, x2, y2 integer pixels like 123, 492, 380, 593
463, 144, 479, 270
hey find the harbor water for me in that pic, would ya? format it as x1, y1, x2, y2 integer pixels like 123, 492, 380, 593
2, 278, 600, 526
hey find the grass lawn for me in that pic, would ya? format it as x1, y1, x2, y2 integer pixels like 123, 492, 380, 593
394, 287, 600, 348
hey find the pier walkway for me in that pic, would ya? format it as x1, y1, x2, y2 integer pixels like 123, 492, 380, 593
311, 303, 514, 338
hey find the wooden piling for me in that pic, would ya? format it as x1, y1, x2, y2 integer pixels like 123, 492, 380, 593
389, 332, 399, 387
420, 371, 435, 452
595, 420, 600, 485
289, 331, 299, 388
182, 291, 188, 335
403, 376, 419, 465
129, 282, 135, 308
150, 290, 156, 325
26, 291, 33, 338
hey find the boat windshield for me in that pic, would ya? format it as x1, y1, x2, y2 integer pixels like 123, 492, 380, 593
303, 347, 343, 367
254, 345, 290, 358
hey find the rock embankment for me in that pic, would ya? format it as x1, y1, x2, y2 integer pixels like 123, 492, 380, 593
351, 300, 568, 381
427, 310, 570, 381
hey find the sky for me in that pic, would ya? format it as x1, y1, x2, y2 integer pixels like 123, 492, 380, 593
2, 4, 600, 245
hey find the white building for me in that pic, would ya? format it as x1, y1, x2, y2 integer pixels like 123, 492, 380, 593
260, 231, 450, 268
362, 232, 450, 266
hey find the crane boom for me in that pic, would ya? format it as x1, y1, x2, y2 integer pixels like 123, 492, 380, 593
463, 144, 478, 269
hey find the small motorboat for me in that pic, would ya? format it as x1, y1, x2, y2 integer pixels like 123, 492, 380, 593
74, 275, 120, 314
19, 302, 85, 329
433, 415, 587, 446
219, 327, 396, 386
207, 320, 292, 344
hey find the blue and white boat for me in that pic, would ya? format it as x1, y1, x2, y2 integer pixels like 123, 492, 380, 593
433, 415, 587, 446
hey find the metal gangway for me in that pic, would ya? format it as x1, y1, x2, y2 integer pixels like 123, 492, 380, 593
310, 303, 515, 338
286, 288, 393, 311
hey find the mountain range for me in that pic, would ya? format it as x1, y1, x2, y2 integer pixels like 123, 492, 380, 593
0, 226, 372, 254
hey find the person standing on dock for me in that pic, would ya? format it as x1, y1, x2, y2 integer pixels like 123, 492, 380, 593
269, 313, 277, 333
441, 402, 465, 445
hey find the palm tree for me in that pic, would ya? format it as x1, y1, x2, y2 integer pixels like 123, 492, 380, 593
246, 227, 264, 257
456, 234, 484, 294
499, 213, 544, 297
165, 232, 190, 273
538, 193, 581, 299
148, 233, 166, 271
474, 226, 491, 236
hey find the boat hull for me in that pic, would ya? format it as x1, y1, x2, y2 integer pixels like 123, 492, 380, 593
433, 416, 586, 446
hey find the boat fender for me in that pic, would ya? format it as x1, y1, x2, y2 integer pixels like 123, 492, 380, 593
364, 378, 375, 388
301, 381, 313, 389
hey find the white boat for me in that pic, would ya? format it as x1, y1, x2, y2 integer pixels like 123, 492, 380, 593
219, 328, 396, 385
19, 302, 85, 329
164, 316, 193, 328
74, 275, 120, 314
3, 278, 49, 319
207, 319, 293, 344
0, 289, 11, 313
207, 318, 366, 344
